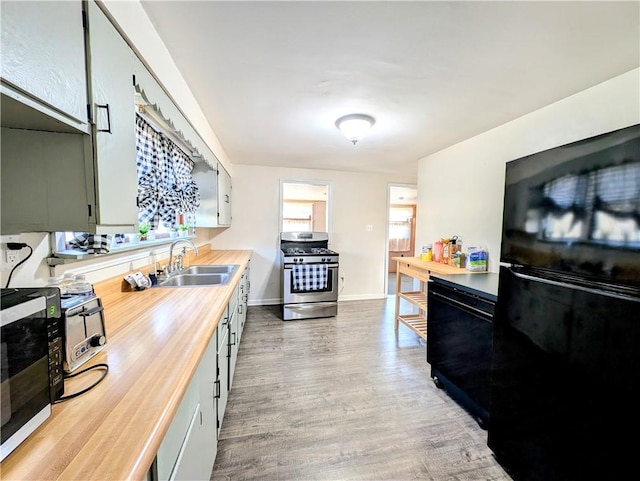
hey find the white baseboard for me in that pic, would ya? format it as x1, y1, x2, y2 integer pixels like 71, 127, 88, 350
338, 293, 386, 301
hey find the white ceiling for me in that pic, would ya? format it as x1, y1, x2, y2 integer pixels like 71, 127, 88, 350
140, 0, 639, 176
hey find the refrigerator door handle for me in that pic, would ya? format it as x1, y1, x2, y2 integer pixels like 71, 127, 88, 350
510, 270, 640, 302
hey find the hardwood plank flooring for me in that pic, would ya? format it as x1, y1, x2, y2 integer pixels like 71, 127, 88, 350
211, 299, 512, 481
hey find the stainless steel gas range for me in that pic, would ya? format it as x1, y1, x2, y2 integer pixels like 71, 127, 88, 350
280, 232, 339, 320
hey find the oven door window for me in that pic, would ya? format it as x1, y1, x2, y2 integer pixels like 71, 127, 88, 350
1, 314, 50, 444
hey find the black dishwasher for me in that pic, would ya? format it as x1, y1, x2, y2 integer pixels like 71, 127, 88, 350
427, 273, 499, 428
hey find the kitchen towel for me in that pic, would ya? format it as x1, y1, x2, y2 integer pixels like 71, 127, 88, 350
292, 264, 328, 292
68, 234, 112, 254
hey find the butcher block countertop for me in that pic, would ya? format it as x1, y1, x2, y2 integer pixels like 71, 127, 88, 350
1, 246, 252, 481
392, 256, 474, 275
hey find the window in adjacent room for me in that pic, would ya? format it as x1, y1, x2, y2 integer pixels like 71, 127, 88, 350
280, 181, 330, 233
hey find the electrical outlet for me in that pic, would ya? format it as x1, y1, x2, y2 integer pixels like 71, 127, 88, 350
3, 249, 20, 270
0, 235, 20, 244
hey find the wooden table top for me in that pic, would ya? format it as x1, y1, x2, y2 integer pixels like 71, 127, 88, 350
1, 247, 252, 481
392, 256, 472, 275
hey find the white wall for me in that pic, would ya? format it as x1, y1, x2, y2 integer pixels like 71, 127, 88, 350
416, 68, 640, 272
208, 164, 416, 304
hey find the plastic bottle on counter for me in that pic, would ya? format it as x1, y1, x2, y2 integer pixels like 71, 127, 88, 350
442, 238, 451, 264
433, 240, 443, 263
46, 276, 66, 295
148, 252, 158, 286
67, 274, 93, 296
449, 236, 462, 266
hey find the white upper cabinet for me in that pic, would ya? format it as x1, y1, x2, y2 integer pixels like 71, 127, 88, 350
0, 0, 89, 133
85, 0, 138, 232
217, 164, 232, 226
133, 55, 232, 229
193, 162, 219, 227
0, 1, 138, 234
193, 162, 232, 227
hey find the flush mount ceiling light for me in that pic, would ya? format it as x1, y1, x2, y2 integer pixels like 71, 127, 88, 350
335, 114, 376, 145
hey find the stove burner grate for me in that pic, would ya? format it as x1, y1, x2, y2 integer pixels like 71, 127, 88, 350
283, 247, 337, 256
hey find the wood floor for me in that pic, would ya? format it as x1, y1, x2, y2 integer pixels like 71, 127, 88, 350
211, 299, 512, 481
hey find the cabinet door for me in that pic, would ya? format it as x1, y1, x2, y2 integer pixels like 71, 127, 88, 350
0, 0, 88, 132
169, 337, 217, 481
238, 268, 249, 340
193, 162, 219, 227
1, 128, 92, 234
217, 164, 232, 226
86, 0, 138, 232
228, 308, 239, 391
156, 378, 199, 481
216, 323, 229, 437
157, 336, 218, 481
196, 336, 217, 478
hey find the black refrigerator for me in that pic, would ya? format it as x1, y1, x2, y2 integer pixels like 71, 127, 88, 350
488, 123, 640, 481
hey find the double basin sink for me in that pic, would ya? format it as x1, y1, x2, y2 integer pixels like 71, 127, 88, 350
157, 264, 239, 287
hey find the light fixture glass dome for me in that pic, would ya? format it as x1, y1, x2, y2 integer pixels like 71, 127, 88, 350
335, 114, 375, 145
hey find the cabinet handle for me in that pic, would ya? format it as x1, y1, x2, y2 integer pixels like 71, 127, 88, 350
214, 380, 220, 399
95, 103, 112, 133
224, 194, 230, 203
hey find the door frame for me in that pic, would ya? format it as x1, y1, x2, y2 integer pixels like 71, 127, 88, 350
385, 183, 418, 296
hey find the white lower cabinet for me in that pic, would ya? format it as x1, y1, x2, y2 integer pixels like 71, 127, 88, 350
228, 287, 240, 391
153, 273, 249, 480
216, 308, 230, 437
238, 264, 250, 341
155, 336, 217, 481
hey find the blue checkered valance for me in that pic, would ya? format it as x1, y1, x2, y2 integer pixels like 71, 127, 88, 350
136, 115, 200, 230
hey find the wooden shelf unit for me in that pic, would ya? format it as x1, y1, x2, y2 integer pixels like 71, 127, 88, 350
392, 257, 470, 340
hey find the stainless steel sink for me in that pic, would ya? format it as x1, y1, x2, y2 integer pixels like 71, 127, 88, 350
158, 273, 230, 288
156, 264, 239, 287
181, 264, 239, 275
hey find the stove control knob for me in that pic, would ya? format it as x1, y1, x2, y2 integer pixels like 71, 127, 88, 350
322, 258, 326, 262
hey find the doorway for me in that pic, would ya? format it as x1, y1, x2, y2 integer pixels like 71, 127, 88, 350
280, 181, 330, 233
386, 184, 418, 295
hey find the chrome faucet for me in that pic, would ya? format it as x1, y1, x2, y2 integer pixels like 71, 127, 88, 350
168, 238, 199, 273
